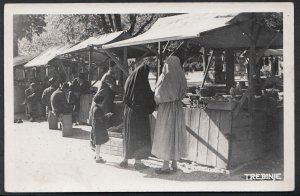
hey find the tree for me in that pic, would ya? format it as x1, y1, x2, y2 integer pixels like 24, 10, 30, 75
13, 15, 46, 56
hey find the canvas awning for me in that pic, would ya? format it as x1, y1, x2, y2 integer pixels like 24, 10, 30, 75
13, 53, 39, 67
60, 31, 153, 59
263, 49, 283, 56
103, 13, 237, 49
103, 13, 282, 50
24, 44, 74, 68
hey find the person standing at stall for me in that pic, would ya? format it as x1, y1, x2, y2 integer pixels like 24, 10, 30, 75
24, 83, 40, 122
119, 62, 156, 170
50, 83, 73, 118
70, 73, 91, 124
151, 56, 187, 174
41, 77, 59, 117
96, 61, 119, 114
89, 61, 119, 149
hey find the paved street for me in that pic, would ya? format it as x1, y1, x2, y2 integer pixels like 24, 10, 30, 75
5, 116, 283, 192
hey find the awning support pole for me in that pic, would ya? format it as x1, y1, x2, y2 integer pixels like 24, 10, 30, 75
103, 49, 129, 77
157, 42, 162, 76
122, 46, 128, 88
201, 50, 214, 88
248, 41, 256, 129
233, 88, 249, 119
168, 41, 185, 57
162, 41, 170, 54
88, 46, 92, 81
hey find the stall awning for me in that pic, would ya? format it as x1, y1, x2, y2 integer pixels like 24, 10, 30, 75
13, 53, 39, 67
24, 44, 74, 68
103, 13, 237, 49
103, 13, 282, 50
61, 31, 125, 54
60, 31, 153, 59
263, 49, 283, 56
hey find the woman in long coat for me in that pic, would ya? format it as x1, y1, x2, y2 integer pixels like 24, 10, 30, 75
151, 56, 187, 174
120, 63, 156, 170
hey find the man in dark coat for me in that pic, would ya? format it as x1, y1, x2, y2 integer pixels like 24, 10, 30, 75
25, 83, 40, 122
50, 83, 73, 117
41, 77, 59, 116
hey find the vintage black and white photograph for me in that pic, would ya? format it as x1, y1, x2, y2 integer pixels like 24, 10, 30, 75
4, 3, 294, 192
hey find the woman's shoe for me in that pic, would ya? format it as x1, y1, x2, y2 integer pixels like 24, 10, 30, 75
155, 168, 171, 174
134, 163, 149, 170
120, 161, 129, 168
95, 158, 106, 163
171, 161, 178, 172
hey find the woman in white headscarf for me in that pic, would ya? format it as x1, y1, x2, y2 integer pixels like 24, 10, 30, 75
151, 56, 187, 174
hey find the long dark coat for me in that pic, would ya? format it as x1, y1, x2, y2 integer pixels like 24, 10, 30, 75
123, 64, 156, 159
90, 104, 109, 145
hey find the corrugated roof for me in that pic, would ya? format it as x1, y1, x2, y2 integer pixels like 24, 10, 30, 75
103, 13, 237, 48
24, 44, 74, 67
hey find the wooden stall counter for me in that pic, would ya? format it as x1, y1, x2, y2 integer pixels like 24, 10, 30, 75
150, 101, 267, 170
78, 94, 124, 126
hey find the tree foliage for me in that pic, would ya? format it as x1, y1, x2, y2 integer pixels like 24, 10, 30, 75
18, 14, 162, 55
13, 15, 46, 56
259, 12, 283, 32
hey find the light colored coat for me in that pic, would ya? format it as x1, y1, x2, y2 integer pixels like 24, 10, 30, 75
151, 56, 188, 161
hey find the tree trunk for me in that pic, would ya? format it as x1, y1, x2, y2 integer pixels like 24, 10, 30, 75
13, 32, 18, 57
100, 15, 111, 33
108, 14, 115, 31
114, 14, 122, 31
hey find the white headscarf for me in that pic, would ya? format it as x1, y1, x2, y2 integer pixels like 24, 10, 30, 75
155, 56, 187, 103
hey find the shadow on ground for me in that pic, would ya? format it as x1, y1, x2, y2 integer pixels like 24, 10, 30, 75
137, 168, 235, 181
68, 128, 90, 140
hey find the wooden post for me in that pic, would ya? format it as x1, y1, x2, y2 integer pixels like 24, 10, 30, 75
225, 49, 235, 93
248, 41, 256, 128
103, 49, 129, 76
157, 42, 162, 76
201, 50, 214, 88
88, 46, 92, 81
122, 47, 128, 88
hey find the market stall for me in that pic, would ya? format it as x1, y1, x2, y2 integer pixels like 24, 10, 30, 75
58, 31, 154, 125
13, 54, 39, 113
104, 13, 283, 169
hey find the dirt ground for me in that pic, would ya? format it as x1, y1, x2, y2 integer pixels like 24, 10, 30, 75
5, 115, 283, 192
